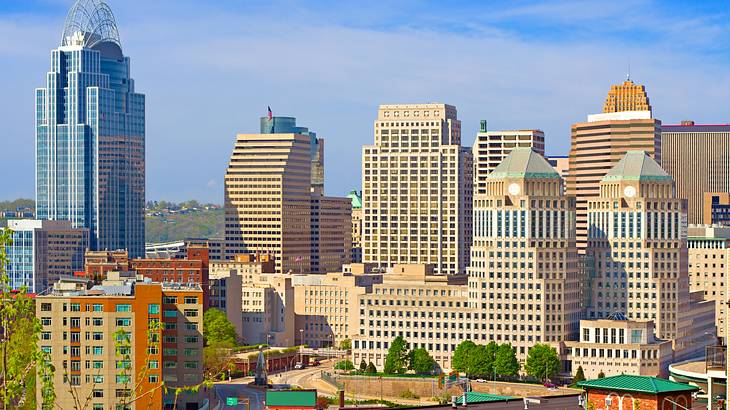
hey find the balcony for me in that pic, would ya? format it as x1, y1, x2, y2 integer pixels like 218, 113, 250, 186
705, 345, 726, 372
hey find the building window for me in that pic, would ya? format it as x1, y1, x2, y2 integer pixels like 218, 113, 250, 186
184, 296, 198, 304
70, 303, 80, 312
183, 309, 198, 317
184, 361, 198, 369
116, 304, 131, 312
116, 318, 131, 326
116, 375, 131, 384
148, 304, 160, 314
92, 304, 103, 312
92, 389, 103, 398
163, 310, 177, 318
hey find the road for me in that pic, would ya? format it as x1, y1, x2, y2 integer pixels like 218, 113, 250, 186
214, 379, 265, 410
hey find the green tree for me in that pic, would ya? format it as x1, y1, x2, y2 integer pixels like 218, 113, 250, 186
0, 228, 55, 409
468, 344, 494, 378
359, 359, 367, 372
203, 308, 238, 346
334, 360, 355, 371
366, 362, 377, 374
494, 343, 520, 377
573, 366, 586, 384
451, 340, 476, 374
409, 348, 436, 375
340, 338, 352, 351
525, 343, 560, 381
383, 336, 409, 374
597, 371, 605, 379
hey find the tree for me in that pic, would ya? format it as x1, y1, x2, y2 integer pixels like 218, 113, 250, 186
524, 343, 560, 381
573, 366, 586, 384
494, 343, 520, 377
359, 359, 367, 372
597, 371, 605, 379
383, 336, 409, 374
451, 340, 476, 374
334, 360, 355, 371
366, 362, 377, 374
468, 344, 494, 378
409, 348, 436, 375
203, 308, 238, 346
0, 228, 55, 409
340, 338, 352, 351
204, 340, 236, 381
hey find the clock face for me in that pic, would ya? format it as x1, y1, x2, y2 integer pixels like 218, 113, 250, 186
508, 183, 521, 196
624, 185, 636, 198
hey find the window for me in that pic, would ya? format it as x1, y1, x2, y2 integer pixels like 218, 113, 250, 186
184, 323, 198, 331
92, 346, 103, 355
70, 303, 80, 312
183, 348, 198, 357
184, 296, 198, 304
184, 361, 198, 369
164, 310, 177, 318
41, 332, 51, 340
164, 361, 177, 369
40, 303, 52, 311
93, 404, 103, 410
116, 360, 131, 370
148, 374, 159, 383
93, 361, 103, 369
116, 332, 131, 343
116, 304, 131, 312
41, 318, 52, 326
92, 318, 103, 326
183, 309, 198, 317
163, 348, 178, 356
92, 375, 104, 383
148, 304, 160, 314
116, 318, 131, 326
117, 346, 130, 355
116, 375, 131, 384
92, 304, 103, 312
184, 336, 199, 344
92, 389, 103, 398
148, 360, 159, 369
163, 296, 177, 304
92, 332, 103, 341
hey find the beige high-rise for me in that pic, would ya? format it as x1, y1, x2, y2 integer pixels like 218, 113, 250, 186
362, 103, 472, 275
661, 122, 730, 224
472, 122, 545, 195
687, 225, 730, 339
586, 151, 715, 360
468, 147, 581, 360
224, 131, 351, 274
568, 79, 661, 253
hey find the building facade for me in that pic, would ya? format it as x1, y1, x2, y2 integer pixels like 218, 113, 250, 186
469, 147, 581, 361
567, 79, 661, 253
351, 264, 469, 371
472, 121, 545, 195
585, 151, 715, 360
347, 190, 363, 263
6, 219, 89, 292
36, 273, 204, 409
566, 314, 673, 379
704, 192, 730, 226
36, 0, 145, 257
310, 196, 352, 274
661, 122, 730, 224
687, 225, 730, 340
362, 103, 472, 275
293, 265, 382, 348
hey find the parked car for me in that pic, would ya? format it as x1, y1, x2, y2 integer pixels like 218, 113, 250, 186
294, 362, 306, 370
474, 379, 487, 383
311, 359, 321, 366
543, 382, 557, 389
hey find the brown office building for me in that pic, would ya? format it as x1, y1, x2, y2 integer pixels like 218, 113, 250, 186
661, 122, 730, 224
567, 79, 661, 253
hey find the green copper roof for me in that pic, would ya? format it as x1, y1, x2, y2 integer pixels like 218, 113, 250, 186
603, 151, 672, 182
455, 392, 514, 404
577, 374, 698, 394
346, 190, 362, 209
487, 147, 561, 180
265, 390, 317, 407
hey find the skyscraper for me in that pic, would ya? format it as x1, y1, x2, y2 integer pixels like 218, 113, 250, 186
567, 79, 660, 253
468, 147, 580, 359
585, 151, 715, 360
660, 121, 730, 224
472, 120, 545, 195
35, 0, 145, 257
362, 104, 472, 275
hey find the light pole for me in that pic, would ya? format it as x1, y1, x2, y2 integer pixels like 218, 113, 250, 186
299, 329, 304, 364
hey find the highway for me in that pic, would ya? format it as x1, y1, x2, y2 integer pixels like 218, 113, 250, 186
213, 379, 265, 410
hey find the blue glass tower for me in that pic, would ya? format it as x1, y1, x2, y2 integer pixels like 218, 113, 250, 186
35, 0, 145, 257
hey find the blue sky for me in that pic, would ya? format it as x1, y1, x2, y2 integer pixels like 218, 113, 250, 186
1, 0, 729, 203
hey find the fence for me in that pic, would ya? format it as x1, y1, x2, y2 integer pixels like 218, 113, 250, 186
321, 371, 344, 390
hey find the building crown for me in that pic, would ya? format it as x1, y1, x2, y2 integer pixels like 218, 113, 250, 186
602, 79, 652, 114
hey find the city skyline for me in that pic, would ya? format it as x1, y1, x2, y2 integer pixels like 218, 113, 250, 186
1, 0, 729, 202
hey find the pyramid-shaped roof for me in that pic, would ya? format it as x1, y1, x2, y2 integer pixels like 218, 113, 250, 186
603, 151, 671, 182
487, 147, 560, 180
577, 374, 698, 394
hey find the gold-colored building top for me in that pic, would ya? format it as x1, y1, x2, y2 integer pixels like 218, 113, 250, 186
602, 79, 652, 114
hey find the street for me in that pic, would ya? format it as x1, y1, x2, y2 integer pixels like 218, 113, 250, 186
214, 379, 265, 410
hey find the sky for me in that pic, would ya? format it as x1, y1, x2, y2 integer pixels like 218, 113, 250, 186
1, 0, 729, 203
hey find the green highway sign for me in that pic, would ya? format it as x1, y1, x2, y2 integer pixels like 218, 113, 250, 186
226, 397, 238, 406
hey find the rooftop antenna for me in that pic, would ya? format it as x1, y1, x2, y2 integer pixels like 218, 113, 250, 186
626, 60, 631, 81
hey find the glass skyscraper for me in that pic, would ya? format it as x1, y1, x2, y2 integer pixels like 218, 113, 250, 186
35, 0, 145, 257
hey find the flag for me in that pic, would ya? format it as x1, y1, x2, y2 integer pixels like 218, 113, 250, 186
267, 106, 272, 120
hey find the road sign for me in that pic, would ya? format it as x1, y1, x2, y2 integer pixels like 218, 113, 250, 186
226, 397, 238, 406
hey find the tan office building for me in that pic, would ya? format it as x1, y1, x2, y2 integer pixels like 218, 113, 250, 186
36, 273, 204, 409
566, 314, 673, 379
293, 264, 382, 348
224, 129, 351, 274
687, 225, 730, 340
469, 147, 581, 360
351, 264, 469, 370
362, 103, 472, 275
567, 79, 661, 253
472, 121, 545, 195
661, 122, 730, 224
585, 151, 715, 360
